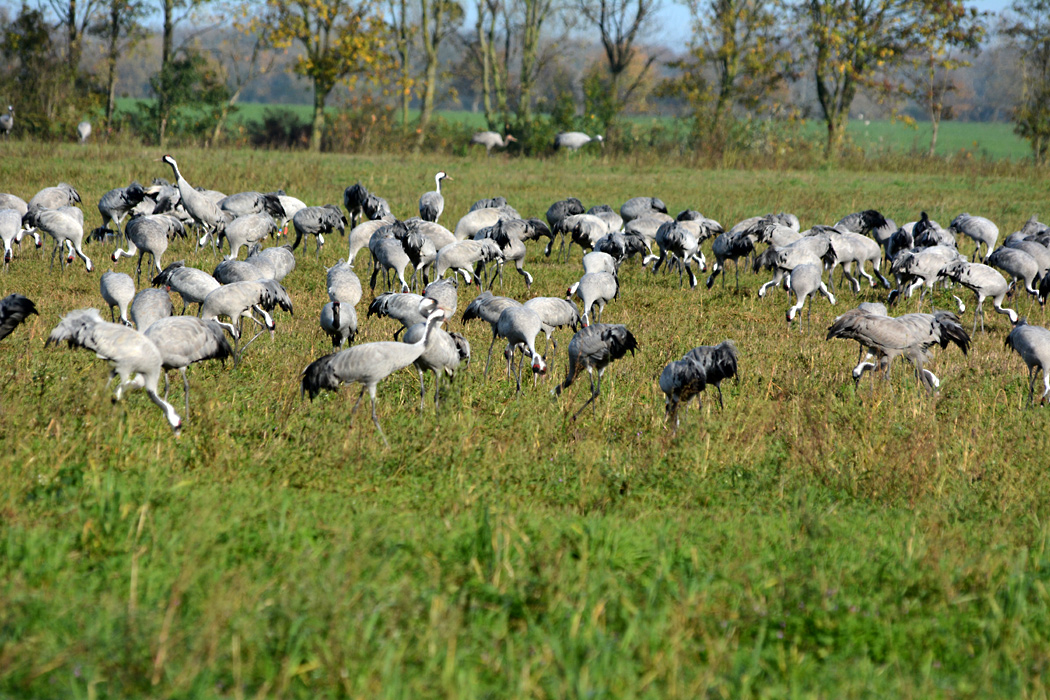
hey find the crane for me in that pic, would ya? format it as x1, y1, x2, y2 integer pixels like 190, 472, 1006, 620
553, 323, 638, 420
1005, 319, 1050, 405
113, 214, 186, 285
142, 316, 233, 419
419, 172, 451, 224
100, 271, 135, 326
470, 131, 517, 155
0, 293, 36, 341
554, 132, 603, 151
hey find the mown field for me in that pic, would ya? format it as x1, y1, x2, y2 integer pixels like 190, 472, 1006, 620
2, 143, 1050, 698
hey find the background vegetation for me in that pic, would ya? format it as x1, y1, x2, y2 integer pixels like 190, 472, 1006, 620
1, 143, 1050, 697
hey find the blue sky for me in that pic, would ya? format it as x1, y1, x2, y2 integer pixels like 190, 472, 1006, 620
655, 0, 1016, 44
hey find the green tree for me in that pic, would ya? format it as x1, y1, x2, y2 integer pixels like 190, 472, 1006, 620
665, 0, 791, 144
903, 0, 984, 156
146, 49, 229, 142
1001, 0, 1050, 164
417, 0, 464, 145
802, 0, 920, 156
90, 0, 147, 126
259, 0, 390, 151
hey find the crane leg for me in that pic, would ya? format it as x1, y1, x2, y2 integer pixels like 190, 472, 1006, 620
483, 333, 498, 378
369, 387, 389, 448
350, 386, 366, 416
1028, 365, 1038, 406
181, 368, 191, 419
716, 383, 725, 410
571, 368, 601, 421
419, 369, 427, 411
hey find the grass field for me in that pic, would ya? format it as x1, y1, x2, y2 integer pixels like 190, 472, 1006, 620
2, 143, 1050, 698
113, 98, 1033, 161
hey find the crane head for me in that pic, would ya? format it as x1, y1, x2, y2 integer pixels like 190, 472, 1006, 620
531, 354, 547, 376
505, 134, 517, 143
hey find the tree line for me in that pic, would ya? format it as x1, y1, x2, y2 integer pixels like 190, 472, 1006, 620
1, 0, 1048, 162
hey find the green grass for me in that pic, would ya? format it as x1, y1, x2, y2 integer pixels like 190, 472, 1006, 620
2, 144, 1050, 698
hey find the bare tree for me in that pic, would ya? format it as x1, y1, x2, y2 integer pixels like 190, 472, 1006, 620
575, 0, 661, 114
90, 0, 147, 125
418, 0, 464, 144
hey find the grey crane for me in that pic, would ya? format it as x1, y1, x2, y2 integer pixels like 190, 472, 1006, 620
477, 220, 533, 289
347, 218, 395, 266
394, 222, 438, 287
568, 271, 618, 326
419, 171, 451, 224
422, 277, 458, 318
368, 292, 429, 338
247, 245, 295, 282
223, 212, 278, 260
320, 301, 358, 348
0, 293, 36, 340
142, 316, 233, 419
646, 220, 702, 288
682, 340, 739, 410
408, 219, 457, 251
276, 193, 307, 231
542, 197, 585, 256
659, 358, 707, 430
553, 323, 638, 419
835, 209, 889, 237
200, 279, 293, 348
562, 213, 612, 262
327, 261, 363, 306
370, 237, 412, 293
1006, 239, 1050, 279
343, 182, 392, 230
130, 288, 174, 330
938, 260, 1018, 333
705, 231, 755, 290
27, 207, 93, 271
0, 106, 12, 138
300, 309, 446, 446
496, 306, 548, 392
594, 231, 647, 265
113, 214, 186, 284
402, 319, 470, 409
0, 209, 22, 268
435, 239, 503, 285
582, 250, 619, 276
291, 205, 346, 257
27, 182, 81, 211
626, 213, 674, 255
152, 261, 220, 315
213, 259, 264, 284
95, 182, 148, 242
76, 120, 91, 144
100, 271, 135, 326
827, 307, 969, 392
620, 197, 668, 224
554, 132, 603, 151
886, 245, 963, 307
471, 131, 517, 155
218, 191, 285, 221
754, 236, 830, 297
523, 296, 580, 359
159, 155, 228, 247
822, 231, 891, 292
461, 290, 523, 376
949, 213, 999, 262
786, 263, 836, 329
1005, 319, 1050, 405
588, 204, 624, 233
47, 308, 181, 434
470, 196, 514, 213
453, 206, 516, 240
0, 193, 28, 217
986, 246, 1040, 296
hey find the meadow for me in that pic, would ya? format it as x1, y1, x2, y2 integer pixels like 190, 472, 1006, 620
2, 142, 1050, 698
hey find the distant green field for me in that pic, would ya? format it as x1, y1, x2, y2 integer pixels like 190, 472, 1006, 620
115, 98, 1030, 161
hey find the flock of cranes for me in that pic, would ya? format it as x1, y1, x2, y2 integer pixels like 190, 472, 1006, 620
2, 155, 1050, 443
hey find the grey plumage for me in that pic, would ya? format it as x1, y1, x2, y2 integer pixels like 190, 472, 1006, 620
28, 182, 81, 211
523, 296, 580, 359
200, 279, 293, 341
223, 213, 278, 259
247, 245, 295, 282
496, 306, 548, 392
76, 120, 91, 143
0, 209, 22, 266
785, 263, 836, 329
113, 214, 185, 284
470, 131, 517, 154
0, 193, 29, 217
218, 191, 285, 221
659, 359, 707, 430
212, 259, 263, 284
646, 220, 702, 288
369, 237, 412, 293
367, 292, 429, 338
142, 316, 233, 419
160, 155, 228, 245
705, 231, 754, 290
553, 323, 638, 420
326, 261, 363, 306
96, 182, 147, 240
949, 213, 999, 262
100, 271, 135, 326
348, 218, 395, 266
343, 182, 391, 230
46, 308, 182, 433
461, 290, 523, 376
291, 205, 346, 257
582, 251, 618, 276
544, 198, 586, 257
422, 277, 458, 318
886, 245, 962, 307
554, 132, 603, 151
300, 309, 446, 446
419, 171, 451, 224
0, 106, 12, 137
568, 272, 618, 326
682, 340, 739, 410
470, 196, 515, 214
402, 320, 469, 408
130, 288, 174, 330
986, 246, 1040, 296
152, 261, 220, 314
28, 207, 93, 272
320, 301, 358, 348
938, 260, 1018, 333
435, 239, 503, 285
1005, 319, 1050, 405
0, 293, 36, 341
620, 197, 668, 224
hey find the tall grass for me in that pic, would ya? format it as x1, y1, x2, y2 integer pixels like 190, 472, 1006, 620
1, 143, 1050, 698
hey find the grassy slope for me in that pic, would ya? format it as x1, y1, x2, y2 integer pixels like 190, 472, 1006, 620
2, 144, 1050, 698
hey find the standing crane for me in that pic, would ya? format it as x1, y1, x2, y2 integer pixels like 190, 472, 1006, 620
159, 155, 228, 248
419, 171, 452, 224
470, 131, 517, 155
553, 323, 638, 420
300, 309, 446, 446
461, 290, 523, 377
553, 132, 603, 151
152, 261, 220, 315
100, 272, 135, 326
95, 182, 148, 242
77, 121, 91, 144
1005, 319, 1050, 406
142, 316, 233, 419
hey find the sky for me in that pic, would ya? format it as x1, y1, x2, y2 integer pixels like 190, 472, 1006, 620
656, 0, 1016, 45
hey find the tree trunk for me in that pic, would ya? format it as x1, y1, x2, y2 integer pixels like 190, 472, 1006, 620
209, 86, 243, 147
310, 86, 327, 152
928, 114, 940, 157
159, 0, 175, 146
396, 0, 411, 133
105, 3, 119, 125
417, 0, 442, 146
477, 5, 493, 129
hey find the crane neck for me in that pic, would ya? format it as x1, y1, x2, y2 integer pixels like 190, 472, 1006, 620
435, 174, 443, 194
